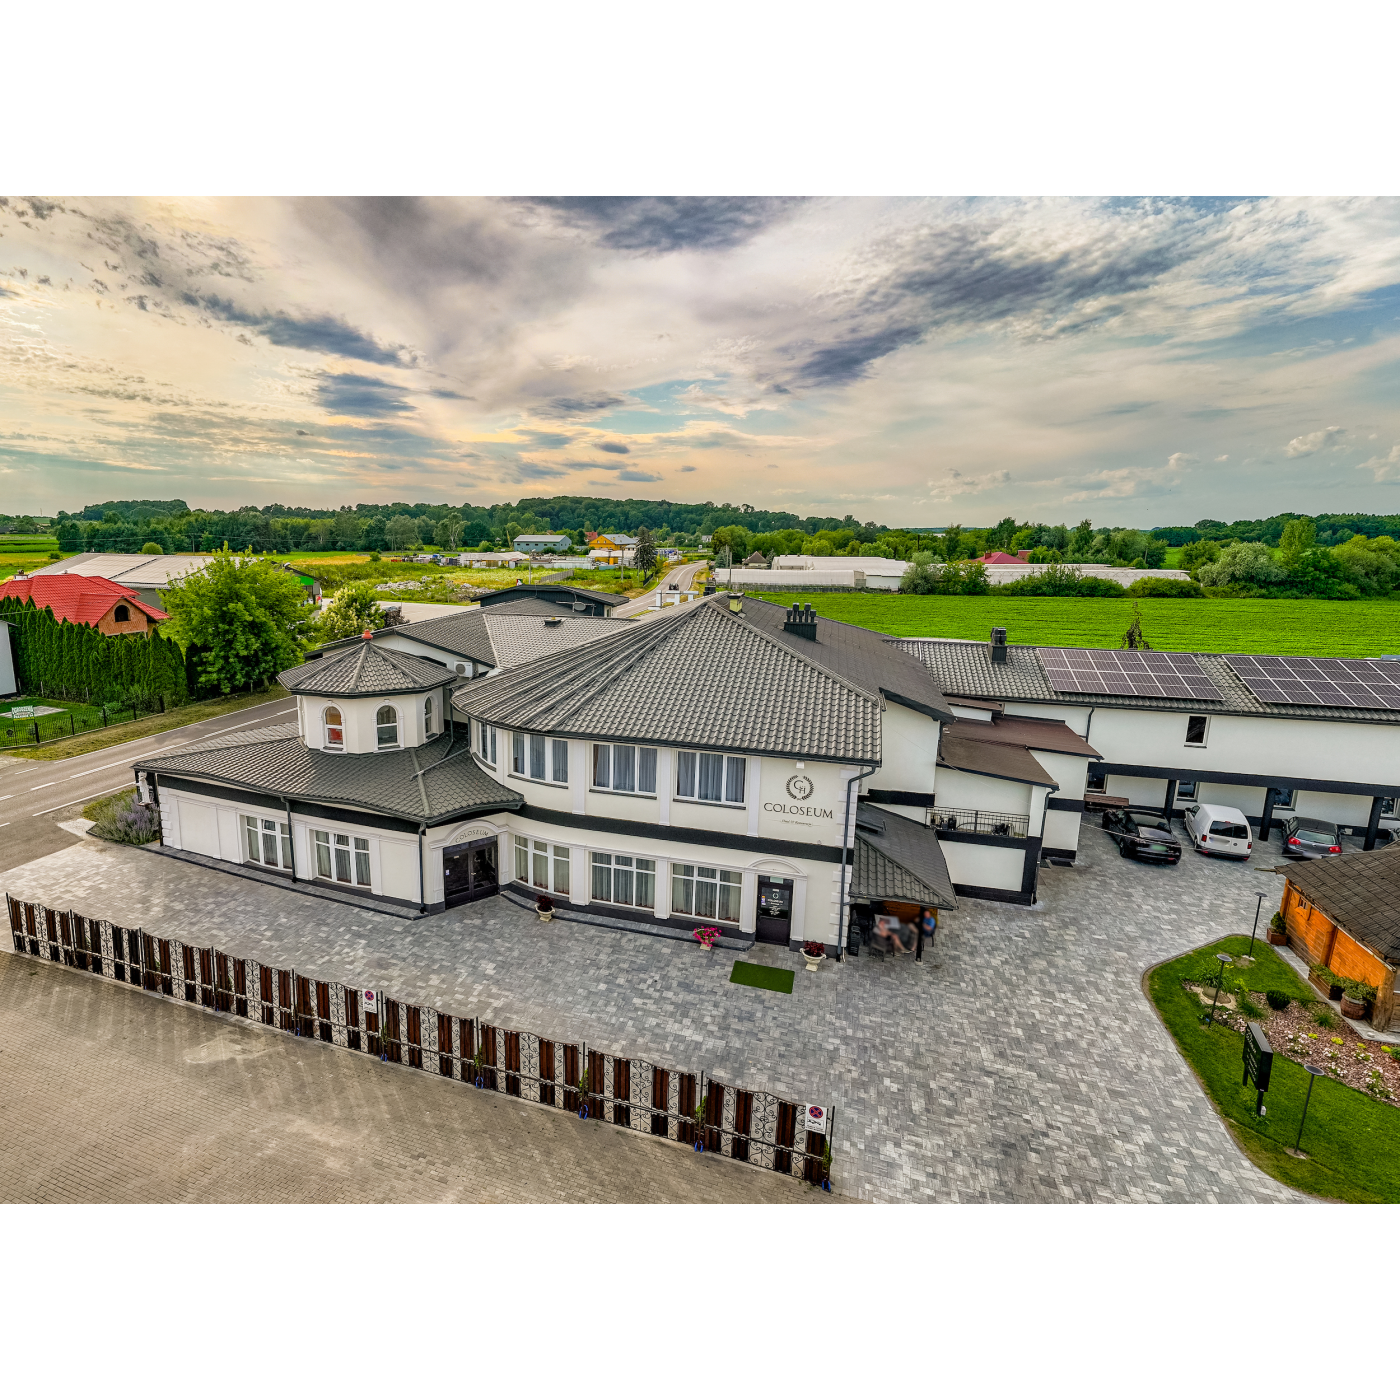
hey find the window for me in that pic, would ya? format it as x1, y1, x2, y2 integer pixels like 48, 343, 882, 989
552, 739, 569, 784
676, 750, 745, 805
1085, 770, 1105, 793
512, 732, 525, 774
113, 604, 130, 623
243, 815, 293, 870
1185, 715, 1208, 747
1176, 780, 1197, 800
312, 830, 371, 886
1269, 787, 1296, 811
376, 705, 399, 749
530, 733, 546, 780
324, 706, 344, 750
514, 836, 570, 894
672, 864, 741, 923
1383, 797, 1396, 816
593, 743, 658, 795
477, 722, 497, 766
424, 696, 435, 735
591, 852, 655, 909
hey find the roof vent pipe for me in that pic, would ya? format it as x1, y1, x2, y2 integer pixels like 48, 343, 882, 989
989, 627, 1008, 665
784, 602, 818, 640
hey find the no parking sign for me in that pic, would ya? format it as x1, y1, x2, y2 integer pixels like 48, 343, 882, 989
804, 1104, 829, 1136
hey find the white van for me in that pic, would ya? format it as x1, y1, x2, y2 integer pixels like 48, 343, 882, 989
1182, 803, 1254, 860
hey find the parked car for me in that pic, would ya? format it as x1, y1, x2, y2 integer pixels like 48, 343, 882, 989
1101, 808, 1182, 864
1278, 815, 1343, 859
1181, 803, 1254, 860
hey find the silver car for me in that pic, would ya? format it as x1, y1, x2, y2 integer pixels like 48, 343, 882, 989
1279, 815, 1342, 859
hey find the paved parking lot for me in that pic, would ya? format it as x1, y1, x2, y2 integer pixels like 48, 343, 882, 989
4, 817, 1303, 1202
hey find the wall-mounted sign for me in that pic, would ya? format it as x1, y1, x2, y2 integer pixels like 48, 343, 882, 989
787, 774, 814, 802
804, 1104, 829, 1136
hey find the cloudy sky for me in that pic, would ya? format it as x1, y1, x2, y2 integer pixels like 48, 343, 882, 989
2, 195, 1398, 526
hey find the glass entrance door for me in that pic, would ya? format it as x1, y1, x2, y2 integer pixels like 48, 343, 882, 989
443, 837, 499, 907
756, 876, 793, 945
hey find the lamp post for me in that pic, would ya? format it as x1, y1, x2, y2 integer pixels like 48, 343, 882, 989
1247, 891, 1267, 960
1205, 952, 1233, 1027
1294, 1064, 1324, 1154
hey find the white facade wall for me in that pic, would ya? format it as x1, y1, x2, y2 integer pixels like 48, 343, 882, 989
297, 687, 448, 753
932, 767, 1034, 819
938, 842, 1025, 895
0, 619, 16, 695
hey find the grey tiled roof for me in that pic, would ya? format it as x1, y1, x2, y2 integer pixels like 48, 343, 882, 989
852, 805, 957, 908
279, 641, 450, 696
482, 614, 636, 668
479, 583, 621, 609
453, 597, 886, 763
739, 598, 954, 723
1279, 845, 1400, 965
143, 723, 521, 824
899, 640, 1400, 726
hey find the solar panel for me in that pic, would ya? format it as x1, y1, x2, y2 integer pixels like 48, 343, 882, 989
1034, 648, 1223, 701
1225, 655, 1400, 710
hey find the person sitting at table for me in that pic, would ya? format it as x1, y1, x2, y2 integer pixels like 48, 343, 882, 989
874, 914, 909, 955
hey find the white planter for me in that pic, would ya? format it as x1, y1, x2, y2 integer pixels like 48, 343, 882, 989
803, 953, 826, 972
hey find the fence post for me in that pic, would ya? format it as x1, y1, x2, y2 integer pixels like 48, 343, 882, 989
70, 712, 76, 736
32, 722, 39, 746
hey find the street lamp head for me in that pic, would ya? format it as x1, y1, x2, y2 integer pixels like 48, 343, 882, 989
1304, 1064, 1323, 1077
1217, 953, 1232, 964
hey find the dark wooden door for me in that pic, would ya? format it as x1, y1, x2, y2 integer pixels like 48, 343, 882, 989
756, 877, 793, 945
443, 837, 499, 908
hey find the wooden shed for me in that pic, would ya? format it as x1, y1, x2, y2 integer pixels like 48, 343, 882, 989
1276, 845, 1400, 1030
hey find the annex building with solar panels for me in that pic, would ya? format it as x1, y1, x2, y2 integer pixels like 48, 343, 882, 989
130, 595, 1102, 954
899, 630, 1400, 855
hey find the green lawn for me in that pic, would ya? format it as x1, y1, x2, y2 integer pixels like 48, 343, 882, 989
1146, 936, 1400, 1202
750, 592, 1400, 657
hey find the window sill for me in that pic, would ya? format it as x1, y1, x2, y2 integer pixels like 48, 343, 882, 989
589, 788, 657, 800
313, 876, 374, 892
513, 774, 570, 789
673, 796, 745, 810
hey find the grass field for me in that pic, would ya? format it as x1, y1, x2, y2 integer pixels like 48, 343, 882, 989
750, 592, 1400, 657
0, 548, 73, 582
1146, 936, 1400, 1202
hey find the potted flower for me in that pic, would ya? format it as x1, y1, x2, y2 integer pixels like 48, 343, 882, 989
801, 941, 827, 972
1339, 978, 1376, 1020
1309, 963, 1344, 1001
693, 926, 721, 951
1266, 912, 1288, 946
536, 894, 554, 923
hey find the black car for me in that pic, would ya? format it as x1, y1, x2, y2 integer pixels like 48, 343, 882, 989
1101, 807, 1182, 864
1279, 815, 1342, 860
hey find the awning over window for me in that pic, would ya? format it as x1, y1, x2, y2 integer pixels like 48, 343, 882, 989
852, 805, 957, 910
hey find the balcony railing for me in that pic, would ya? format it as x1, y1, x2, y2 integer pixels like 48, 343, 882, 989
931, 806, 1029, 840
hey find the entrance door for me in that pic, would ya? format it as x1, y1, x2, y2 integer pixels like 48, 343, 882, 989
756, 876, 793, 945
443, 837, 499, 908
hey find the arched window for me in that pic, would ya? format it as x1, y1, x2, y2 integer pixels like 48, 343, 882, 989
376, 705, 399, 749
113, 604, 130, 623
424, 695, 434, 734
323, 706, 344, 749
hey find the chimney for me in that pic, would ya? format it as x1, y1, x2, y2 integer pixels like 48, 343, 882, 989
989, 626, 1008, 664
784, 602, 818, 640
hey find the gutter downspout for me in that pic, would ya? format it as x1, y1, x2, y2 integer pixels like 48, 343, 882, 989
282, 796, 296, 883
418, 824, 427, 914
837, 762, 879, 962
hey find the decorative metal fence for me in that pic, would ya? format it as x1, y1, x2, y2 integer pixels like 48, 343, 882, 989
931, 805, 1029, 839
6, 894, 834, 1189
0, 695, 171, 750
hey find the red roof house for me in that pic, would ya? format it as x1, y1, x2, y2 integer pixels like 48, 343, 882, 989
0, 574, 170, 636
978, 551, 1027, 564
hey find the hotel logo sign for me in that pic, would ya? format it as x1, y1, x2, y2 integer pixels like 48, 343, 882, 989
765, 771, 834, 823
786, 774, 814, 801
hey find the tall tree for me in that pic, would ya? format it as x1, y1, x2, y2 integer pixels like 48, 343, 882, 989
161, 549, 312, 693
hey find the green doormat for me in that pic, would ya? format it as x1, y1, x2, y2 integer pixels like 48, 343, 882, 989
729, 961, 795, 994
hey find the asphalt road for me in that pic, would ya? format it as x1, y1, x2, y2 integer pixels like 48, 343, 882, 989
0, 696, 296, 874
612, 559, 709, 617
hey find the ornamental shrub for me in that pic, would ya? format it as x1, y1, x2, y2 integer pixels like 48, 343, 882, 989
1265, 990, 1291, 1011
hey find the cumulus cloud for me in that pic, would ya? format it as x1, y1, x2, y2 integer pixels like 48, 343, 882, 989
618, 469, 662, 481
594, 440, 630, 454
926, 468, 1011, 498
1166, 452, 1198, 470
1357, 444, 1400, 481
521, 197, 801, 255
1065, 469, 1147, 501
1284, 426, 1346, 457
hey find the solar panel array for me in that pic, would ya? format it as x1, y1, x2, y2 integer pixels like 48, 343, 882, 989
1036, 648, 1223, 701
1225, 655, 1400, 710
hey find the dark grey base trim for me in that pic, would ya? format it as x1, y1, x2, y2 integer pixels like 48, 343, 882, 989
1042, 847, 1078, 862
1046, 797, 1085, 812
1021, 836, 1043, 896
150, 774, 517, 835
952, 882, 1035, 906
1088, 762, 1400, 799
498, 886, 754, 950
146, 844, 426, 919
515, 803, 851, 863
865, 789, 936, 807
931, 827, 1027, 850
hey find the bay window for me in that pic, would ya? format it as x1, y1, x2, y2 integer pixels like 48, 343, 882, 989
313, 829, 371, 887
514, 836, 570, 894
243, 815, 293, 871
672, 863, 741, 922
676, 750, 746, 805
593, 743, 657, 795
590, 852, 655, 909
477, 722, 497, 766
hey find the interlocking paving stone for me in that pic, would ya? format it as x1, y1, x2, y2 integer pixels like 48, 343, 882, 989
3, 817, 1304, 1202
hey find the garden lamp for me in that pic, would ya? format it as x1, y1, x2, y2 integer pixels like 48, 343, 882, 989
1294, 1065, 1324, 1154
1247, 891, 1267, 959
1205, 952, 1232, 1027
